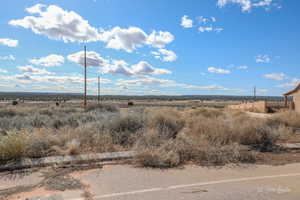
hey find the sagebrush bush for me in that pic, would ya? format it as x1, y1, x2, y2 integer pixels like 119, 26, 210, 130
270, 111, 300, 128
195, 143, 256, 166
25, 129, 61, 158
0, 104, 297, 167
188, 107, 224, 118
186, 113, 280, 151
107, 114, 145, 145
134, 135, 183, 168
148, 108, 184, 139
86, 103, 119, 113
0, 131, 27, 162
134, 131, 256, 168
0, 109, 16, 118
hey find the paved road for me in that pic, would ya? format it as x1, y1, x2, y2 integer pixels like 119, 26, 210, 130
1, 163, 300, 200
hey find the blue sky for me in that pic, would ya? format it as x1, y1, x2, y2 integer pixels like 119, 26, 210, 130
0, 0, 299, 96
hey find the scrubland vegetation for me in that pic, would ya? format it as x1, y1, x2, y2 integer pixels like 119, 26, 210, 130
0, 102, 299, 168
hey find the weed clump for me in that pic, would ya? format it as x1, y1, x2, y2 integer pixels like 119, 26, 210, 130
147, 108, 185, 139
86, 103, 119, 113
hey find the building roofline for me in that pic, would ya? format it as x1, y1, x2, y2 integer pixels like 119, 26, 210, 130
284, 84, 300, 96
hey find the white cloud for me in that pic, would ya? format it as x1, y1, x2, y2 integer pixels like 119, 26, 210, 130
208, 67, 231, 74
277, 78, 300, 88
0, 38, 18, 47
264, 73, 286, 81
255, 54, 271, 63
99, 26, 147, 53
102, 60, 171, 77
99, 27, 174, 52
252, 0, 273, 7
192, 16, 223, 33
25, 3, 46, 14
237, 65, 248, 70
17, 65, 52, 75
1, 73, 110, 85
102, 60, 132, 77
131, 61, 171, 76
9, 4, 100, 43
67, 50, 171, 77
146, 31, 174, 49
9, 4, 175, 53
199, 26, 223, 33
151, 49, 177, 62
181, 15, 193, 28
67, 51, 107, 67
15, 74, 32, 81
197, 16, 217, 24
217, 0, 276, 12
0, 68, 8, 73
257, 88, 269, 94
29, 54, 64, 67
182, 84, 230, 91
0, 55, 15, 61
116, 77, 176, 88
116, 77, 238, 92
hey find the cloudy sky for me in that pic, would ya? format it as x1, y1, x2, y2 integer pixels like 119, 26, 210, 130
0, 0, 298, 96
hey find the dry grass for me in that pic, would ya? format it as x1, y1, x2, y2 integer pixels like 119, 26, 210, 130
134, 107, 298, 168
0, 131, 27, 162
147, 108, 185, 139
270, 111, 300, 128
0, 104, 299, 167
85, 103, 119, 113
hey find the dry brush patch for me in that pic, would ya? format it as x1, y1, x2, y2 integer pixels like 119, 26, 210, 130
0, 105, 299, 168
134, 107, 298, 168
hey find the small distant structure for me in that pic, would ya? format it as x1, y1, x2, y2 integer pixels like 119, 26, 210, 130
228, 101, 268, 113
284, 84, 300, 113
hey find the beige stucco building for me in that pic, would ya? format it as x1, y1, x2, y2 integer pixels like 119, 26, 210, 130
284, 84, 300, 113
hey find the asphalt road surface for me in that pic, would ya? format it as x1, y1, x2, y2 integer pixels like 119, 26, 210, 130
1, 163, 300, 200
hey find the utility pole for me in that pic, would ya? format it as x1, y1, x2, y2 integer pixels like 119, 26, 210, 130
84, 45, 87, 110
254, 86, 256, 102
98, 75, 100, 103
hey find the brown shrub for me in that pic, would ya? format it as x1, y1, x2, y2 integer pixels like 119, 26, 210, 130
25, 129, 61, 158
186, 115, 236, 145
104, 114, 145, 145
187, 113, 280, 152
134, 131, 256, 168
134, 136, 183, 168
195, 143, 256, 166
147, 108, 184, 139
86, 103, 119, 113
271, 111, 300, 128
0, 109, 16, 118
188, 107, 224, 118
0, 131, 27, 162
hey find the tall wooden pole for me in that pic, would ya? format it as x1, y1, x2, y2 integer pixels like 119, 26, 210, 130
98, 75, 100, 102
84, 45, 87, 109
254, 86, 256, 102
